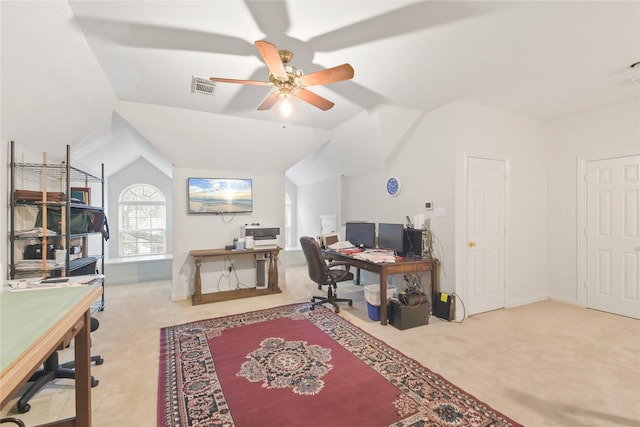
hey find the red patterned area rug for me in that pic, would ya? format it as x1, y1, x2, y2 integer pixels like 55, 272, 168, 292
158, 303, 521, 427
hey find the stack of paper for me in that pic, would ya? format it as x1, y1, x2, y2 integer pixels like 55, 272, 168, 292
358, 249, 396, 263
328, 240, 355, 250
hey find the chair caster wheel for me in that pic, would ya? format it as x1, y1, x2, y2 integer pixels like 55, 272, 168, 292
334, 308, 340, 313
91, 378, 99, 388
16, 403, 30, 414
95, 357, 104, 365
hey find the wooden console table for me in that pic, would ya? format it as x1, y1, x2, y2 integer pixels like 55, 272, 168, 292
190, 247, 281, 305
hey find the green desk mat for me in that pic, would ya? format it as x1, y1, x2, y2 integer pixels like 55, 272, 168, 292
0, 286, 95, 372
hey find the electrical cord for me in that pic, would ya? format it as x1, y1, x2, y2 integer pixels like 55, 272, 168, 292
399, 291, 426, 308
214, 256, 250, 290
427, 226, 446, 279
399, 273, 427, 308
452, 292, 466, 323
220, 212, 236, 223
226, 256, 251, 289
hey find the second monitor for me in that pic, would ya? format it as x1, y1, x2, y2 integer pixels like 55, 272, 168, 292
377, 223, 404, 254
345, 222, 376, 248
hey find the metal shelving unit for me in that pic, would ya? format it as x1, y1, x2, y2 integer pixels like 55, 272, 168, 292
9, 140, 106, 310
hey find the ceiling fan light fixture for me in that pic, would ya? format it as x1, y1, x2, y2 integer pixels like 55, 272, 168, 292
209, 40, 354, 112
279, 93, 292, 117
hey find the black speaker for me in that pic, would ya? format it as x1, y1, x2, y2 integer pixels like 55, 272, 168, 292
402, 228, 422, 258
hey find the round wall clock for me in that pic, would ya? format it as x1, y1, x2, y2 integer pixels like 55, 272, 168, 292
386, 176, 401, 197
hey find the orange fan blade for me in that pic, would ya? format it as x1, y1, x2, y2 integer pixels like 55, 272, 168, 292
209, 77, 269, 86
296, 89, 335, 111
298, 64, 354, 87
257, 90, 280, 110
255, 40, 288, 81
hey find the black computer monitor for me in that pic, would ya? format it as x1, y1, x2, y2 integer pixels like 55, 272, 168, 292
377, 223, 404, 254
345, 222, 376, 248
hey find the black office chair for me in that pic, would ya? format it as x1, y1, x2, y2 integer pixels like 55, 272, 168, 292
16, 317, 103, 413
0, 418, 25, 427
300, 236, 354, 313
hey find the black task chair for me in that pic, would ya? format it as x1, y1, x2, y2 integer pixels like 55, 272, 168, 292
0, 418, 25, 427
16, 317, 103, 413
300, 236, 354, 313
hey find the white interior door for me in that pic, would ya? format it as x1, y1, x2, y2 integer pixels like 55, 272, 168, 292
586, 155, 640, 319
466, 157, 506, 315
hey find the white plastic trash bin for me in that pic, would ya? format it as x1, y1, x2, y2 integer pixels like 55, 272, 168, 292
364, 285, 397, 321
364, 285, 397, 306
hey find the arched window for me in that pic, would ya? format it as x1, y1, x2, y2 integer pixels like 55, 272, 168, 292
119, 184, 166, 256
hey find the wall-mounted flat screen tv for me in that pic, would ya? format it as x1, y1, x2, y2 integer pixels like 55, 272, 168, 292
187, 178, 253, 214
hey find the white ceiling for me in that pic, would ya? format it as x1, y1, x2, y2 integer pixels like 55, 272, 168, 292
2, 1, 639, 180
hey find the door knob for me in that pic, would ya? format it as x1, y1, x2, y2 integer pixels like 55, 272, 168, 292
468, 241, 476, 248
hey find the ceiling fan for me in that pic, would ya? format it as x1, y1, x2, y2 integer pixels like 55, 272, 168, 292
209, 40, 354, 112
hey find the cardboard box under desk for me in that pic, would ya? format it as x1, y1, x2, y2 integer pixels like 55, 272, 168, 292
388, 299, 429, 330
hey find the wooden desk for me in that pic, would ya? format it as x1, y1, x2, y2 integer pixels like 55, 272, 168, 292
325, 251, 438, 325
190, 247, 281, 305
0, 285, 102, 426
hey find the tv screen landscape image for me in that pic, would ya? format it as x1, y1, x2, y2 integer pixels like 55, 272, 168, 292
188, 178, 253, 214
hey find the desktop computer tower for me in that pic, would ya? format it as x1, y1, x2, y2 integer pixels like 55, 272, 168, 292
402, 228, 423, 258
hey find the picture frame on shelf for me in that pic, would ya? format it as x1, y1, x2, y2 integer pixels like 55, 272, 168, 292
71, 187, 91, 205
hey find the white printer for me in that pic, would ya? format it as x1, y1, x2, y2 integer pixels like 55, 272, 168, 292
242, 225, 280, 248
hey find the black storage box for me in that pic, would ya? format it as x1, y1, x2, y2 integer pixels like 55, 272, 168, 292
388, 299, 429, 330
24, 243, 56, 260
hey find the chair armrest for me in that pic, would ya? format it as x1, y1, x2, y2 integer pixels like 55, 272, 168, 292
1, 418, 26, 427
326, 260, 351, 269
323, 261, 352, 283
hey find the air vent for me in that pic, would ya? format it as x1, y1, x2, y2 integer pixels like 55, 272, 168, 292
191, 76, 216, 96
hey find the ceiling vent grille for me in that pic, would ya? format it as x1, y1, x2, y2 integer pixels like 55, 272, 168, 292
191, 76, 216, 96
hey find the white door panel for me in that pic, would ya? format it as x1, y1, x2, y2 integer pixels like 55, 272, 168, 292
467, 157, 506, 315
587, 155, 640, 319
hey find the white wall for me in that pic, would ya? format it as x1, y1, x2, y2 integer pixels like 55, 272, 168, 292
547, 100, 640, 304
285, 177, 298, 248
342, 101, 550, 312
296, 175, 343, 244
452, 102, 549, 308
172, 167, 285, 299
343, 104, 457, 290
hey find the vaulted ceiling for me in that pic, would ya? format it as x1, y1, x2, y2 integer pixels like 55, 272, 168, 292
2, 1, 639, 183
